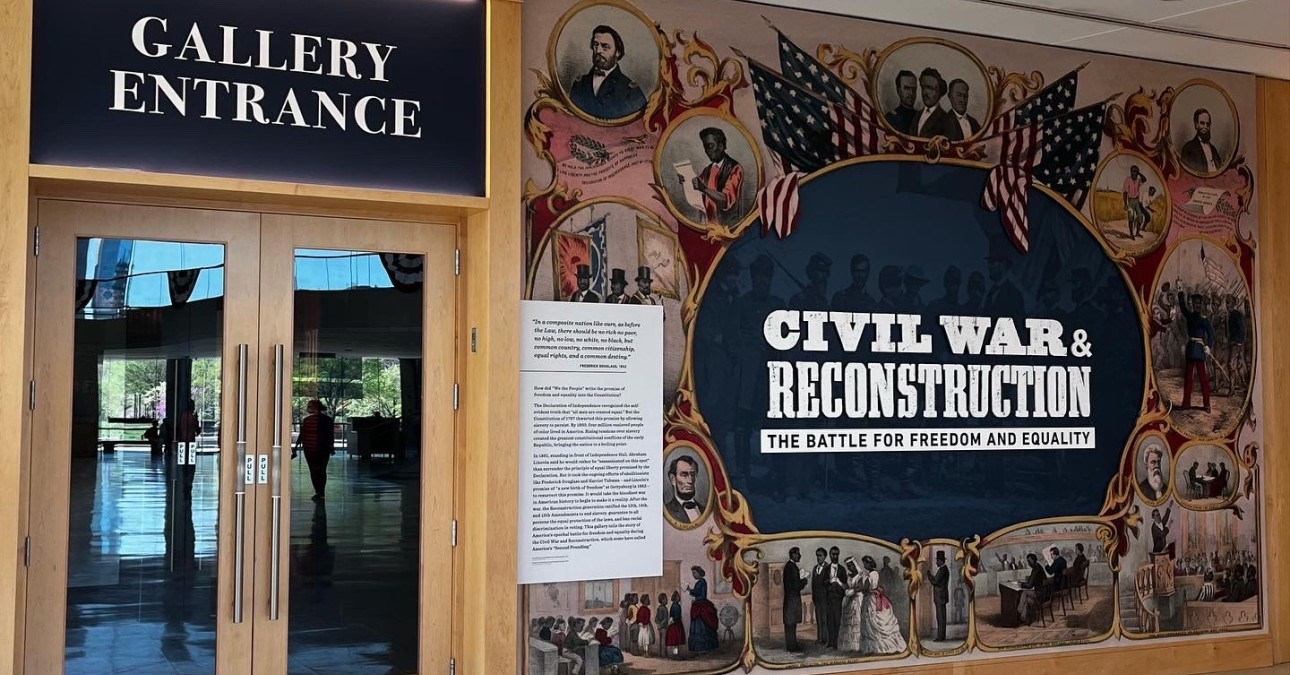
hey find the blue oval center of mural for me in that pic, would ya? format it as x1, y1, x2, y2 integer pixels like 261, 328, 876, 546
692, 160, 1145, 541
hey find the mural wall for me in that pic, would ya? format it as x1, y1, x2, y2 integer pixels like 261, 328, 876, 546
521, 1, 1264, 672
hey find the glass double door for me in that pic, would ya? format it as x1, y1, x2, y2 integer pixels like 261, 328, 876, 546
26, 200, 457, 675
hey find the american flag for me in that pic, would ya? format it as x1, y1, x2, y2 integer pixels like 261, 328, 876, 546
757, 172, 804, 239
1032, 102, 1107, 207
987, 68, 1080, 135
982, 122, 1042, 253
775, 30, 882, 156
748, 58, 838, 174
578, 215, 608, 296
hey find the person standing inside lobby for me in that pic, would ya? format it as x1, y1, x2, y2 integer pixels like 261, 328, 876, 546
294, 399, 335, 501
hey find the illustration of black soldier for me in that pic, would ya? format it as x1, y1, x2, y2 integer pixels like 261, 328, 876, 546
831, 253, 873, 311
1177, 291, 1215, 412
903, 265, 929, 311
569, 264, 601, 302
926, 265, 961, 315
569, 25, 647, 120
875, 265, 905, 313
734, 255, 784, 475
789, 253, 832, 310
605, 268, 629, 304
694, 259, 743, 445
964, 270, 985, 313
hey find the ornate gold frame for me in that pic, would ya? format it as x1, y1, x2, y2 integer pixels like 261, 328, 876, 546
1133, 431, 1175, 508
663, 441, 717, 531
544, 0, 669, 127
1089, 148, 1174, 259
1146, 233, 1256, 443
1173, 440, 1242, 512
650, 107, 765, 233
867, 37, 999, 146
1165, 78, 1242, 180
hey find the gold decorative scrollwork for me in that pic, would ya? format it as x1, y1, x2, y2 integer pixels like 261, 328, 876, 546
987, 65, 1045, 110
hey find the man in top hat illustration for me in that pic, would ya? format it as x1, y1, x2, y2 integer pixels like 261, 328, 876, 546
570, 264, 601, 303
929, 550, 951, 641
629, 265, 664, 314
984, 237, 1024, 316
569, 25, 648, 120
605, 268, 629, 304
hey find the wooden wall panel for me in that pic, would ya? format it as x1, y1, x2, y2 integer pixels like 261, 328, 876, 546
0, 0, 33, 671
1256, 76, 1290, 667
457, 0, 523, 674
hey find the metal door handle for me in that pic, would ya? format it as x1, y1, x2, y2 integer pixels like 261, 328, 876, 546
269, 344, 284, 620
233, 344, 248, 624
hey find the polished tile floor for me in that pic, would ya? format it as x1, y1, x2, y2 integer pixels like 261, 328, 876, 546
64, 450, 420, 675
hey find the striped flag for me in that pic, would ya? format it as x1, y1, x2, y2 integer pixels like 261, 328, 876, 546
758, 172, 805, 240
579, 215, 609, 296
1201, 246, 1228, 288
982, 121, 1042, 253
775, 29, 882, 156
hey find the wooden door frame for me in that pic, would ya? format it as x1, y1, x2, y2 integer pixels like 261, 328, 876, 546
253, 213, 459, 675
24, 199, 263, 674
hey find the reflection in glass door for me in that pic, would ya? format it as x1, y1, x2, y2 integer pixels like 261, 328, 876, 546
64, 238, 228, 675
27, 202, 261, 675
286, 249, 425, 674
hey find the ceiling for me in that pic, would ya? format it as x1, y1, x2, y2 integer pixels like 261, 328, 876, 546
746, 0, 1290, 79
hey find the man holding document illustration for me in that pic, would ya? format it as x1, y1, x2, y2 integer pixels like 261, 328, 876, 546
677, 127, 744, 227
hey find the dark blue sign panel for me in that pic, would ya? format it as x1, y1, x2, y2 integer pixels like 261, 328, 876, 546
32, 0, 484, 195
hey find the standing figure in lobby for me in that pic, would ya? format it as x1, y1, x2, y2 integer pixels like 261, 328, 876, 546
686, 566, 720, 653
782, 547, 809, 652
569, 25, 647, 120
929, 550, 951, 641
293, 399, 335, 502
858, 555, 907, 654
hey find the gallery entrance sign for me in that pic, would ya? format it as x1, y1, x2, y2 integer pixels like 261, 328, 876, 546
31, 0, 485, 194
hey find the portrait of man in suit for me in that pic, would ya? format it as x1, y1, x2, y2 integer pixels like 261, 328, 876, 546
885, 69, 918, 135
664, 453, 708, 525
1180, 107, 1225, 175
913, 67, 953, 138
1137, 441, 1169, 503
569, 24, 648, 120
946, 78, 980, 141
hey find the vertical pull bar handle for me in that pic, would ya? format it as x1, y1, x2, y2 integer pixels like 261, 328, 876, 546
233, 344, 249, 623
269, 344, 284, 620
